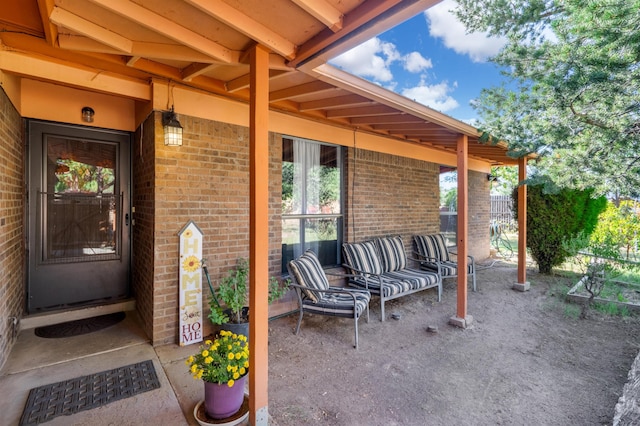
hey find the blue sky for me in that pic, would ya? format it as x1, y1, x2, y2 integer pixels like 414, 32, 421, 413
330, 0, 508, 124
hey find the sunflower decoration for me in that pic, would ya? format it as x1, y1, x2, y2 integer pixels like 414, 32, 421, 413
182, 255, 201, 273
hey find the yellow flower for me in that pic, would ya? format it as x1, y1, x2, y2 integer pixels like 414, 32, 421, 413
239, 367, 246, 375
227, 365, 232, 372
205, 356, 213, 364
233, 372, 240, 380
190, 364, 197, 373
205, 340, 212, 345
235, 352, 242, 360
228, 353, 235, 360
244, 361, 249, 368
182, 255, 201, 272
201, 350, 209, 357
227, 379, 235, 388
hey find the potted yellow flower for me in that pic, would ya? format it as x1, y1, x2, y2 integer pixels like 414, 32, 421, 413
186, 330, 249, 420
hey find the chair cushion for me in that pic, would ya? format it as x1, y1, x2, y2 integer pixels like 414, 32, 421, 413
413, 234, 450, 262
288, 250, 330, 303
349, 269, 439, 298
343, 241, 383, 276
421, 260, 473, 276
301, 291, 370, 318
376, 236, 407, 272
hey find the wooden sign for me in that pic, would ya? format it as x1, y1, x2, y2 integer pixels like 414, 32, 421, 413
178, 220, 204, 346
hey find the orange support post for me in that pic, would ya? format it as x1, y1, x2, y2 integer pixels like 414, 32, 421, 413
249, 43, 270, 425
449, 134, 473, 328
514, 156, 530, 291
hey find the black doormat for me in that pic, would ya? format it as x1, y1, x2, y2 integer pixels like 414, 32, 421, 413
19, 359, 161, 426
34, 311, 126, 338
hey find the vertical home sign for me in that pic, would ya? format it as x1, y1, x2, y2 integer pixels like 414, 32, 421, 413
178, 220, 204, 346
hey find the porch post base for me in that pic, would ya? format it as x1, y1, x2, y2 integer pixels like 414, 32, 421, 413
513, 282, 530, 292
448, 315, 473, 329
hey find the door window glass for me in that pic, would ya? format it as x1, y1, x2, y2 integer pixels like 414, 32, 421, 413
43, 137, 120, 262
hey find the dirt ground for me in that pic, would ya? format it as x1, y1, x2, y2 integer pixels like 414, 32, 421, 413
265, 261, 640, 426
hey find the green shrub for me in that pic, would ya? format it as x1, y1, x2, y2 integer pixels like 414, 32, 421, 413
591, 201, 640, 260
513, 181, 607, 273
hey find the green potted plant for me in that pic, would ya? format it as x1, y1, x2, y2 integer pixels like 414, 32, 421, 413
203, 258, 289, 328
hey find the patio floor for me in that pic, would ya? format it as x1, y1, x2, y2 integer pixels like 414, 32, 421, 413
1, 262, 639, 425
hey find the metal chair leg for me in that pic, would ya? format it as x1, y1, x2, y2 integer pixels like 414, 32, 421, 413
294, 308, 303, 335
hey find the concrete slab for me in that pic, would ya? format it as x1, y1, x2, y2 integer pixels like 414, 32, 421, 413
0, 312, 190, 426
0, 343, 188, 426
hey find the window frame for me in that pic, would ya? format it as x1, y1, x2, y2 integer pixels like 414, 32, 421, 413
281, 136, 344, 272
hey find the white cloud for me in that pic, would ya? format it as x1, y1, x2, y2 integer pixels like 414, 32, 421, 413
403, 52, 432, 73
330, 37, 398, 82
401, 80, 459, 112
331, 38, 434, 83
425, 0, 506, 63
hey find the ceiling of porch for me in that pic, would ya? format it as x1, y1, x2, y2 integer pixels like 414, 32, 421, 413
0, 0, 518, 165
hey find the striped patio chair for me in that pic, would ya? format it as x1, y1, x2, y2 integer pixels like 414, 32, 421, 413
287, 250, 371, 349
413, 233, 476, 291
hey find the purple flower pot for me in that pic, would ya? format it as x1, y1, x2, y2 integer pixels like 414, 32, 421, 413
203, 375, 247, 419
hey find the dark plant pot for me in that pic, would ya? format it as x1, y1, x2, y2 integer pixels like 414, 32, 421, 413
213, 307, 249, 341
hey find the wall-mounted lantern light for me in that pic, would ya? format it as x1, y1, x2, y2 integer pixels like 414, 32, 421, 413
81, 106, 95, 123
163, 106, 183, 146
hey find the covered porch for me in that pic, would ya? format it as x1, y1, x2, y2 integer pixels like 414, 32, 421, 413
0, 1, 529, 423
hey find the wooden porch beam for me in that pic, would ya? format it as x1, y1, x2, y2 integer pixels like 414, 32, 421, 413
291, 0, 343, 32
49, 6, 133, 53
87, 0, 241, 64
226, 70, 294, 93
181, 63, 218, 81
514, 156, 530, 291
289, 0, 404, 68
298, 94, 372, 111
449, 134, 473, 329
58, 34, 218, 63
269, 80, 337, 102
349, 114, 423, 125
0, 50, 151, 101
36, 0, 58, 46
248, 43, 270, 426
186, 0, 297, 60
371, 122, 437, 131
326, 105, 399, 118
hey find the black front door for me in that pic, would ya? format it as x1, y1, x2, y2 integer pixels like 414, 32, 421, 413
27, 121, 131, 313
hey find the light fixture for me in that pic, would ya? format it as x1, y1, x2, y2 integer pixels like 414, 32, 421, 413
487, 173, 498, 182
163, 106, 183, 146
81, 106, 95, 123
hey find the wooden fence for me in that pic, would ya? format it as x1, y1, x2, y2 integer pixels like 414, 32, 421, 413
491, 195, 515, 231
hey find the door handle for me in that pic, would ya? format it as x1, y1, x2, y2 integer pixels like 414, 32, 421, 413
125, 213, 129, 226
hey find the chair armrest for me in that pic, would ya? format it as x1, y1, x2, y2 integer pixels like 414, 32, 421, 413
412, 251, 440, 263
410, 254, 442, 276
288, 283, 370, 302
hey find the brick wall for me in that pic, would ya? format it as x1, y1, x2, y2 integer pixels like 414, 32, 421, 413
468, 170, 491, 259
0, 87, 24, 369
344, 147, 441, 248
140, 115, 491, 344
144, 114, 283, 344
343, 148, 490, 261
132, 112, 156, 341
